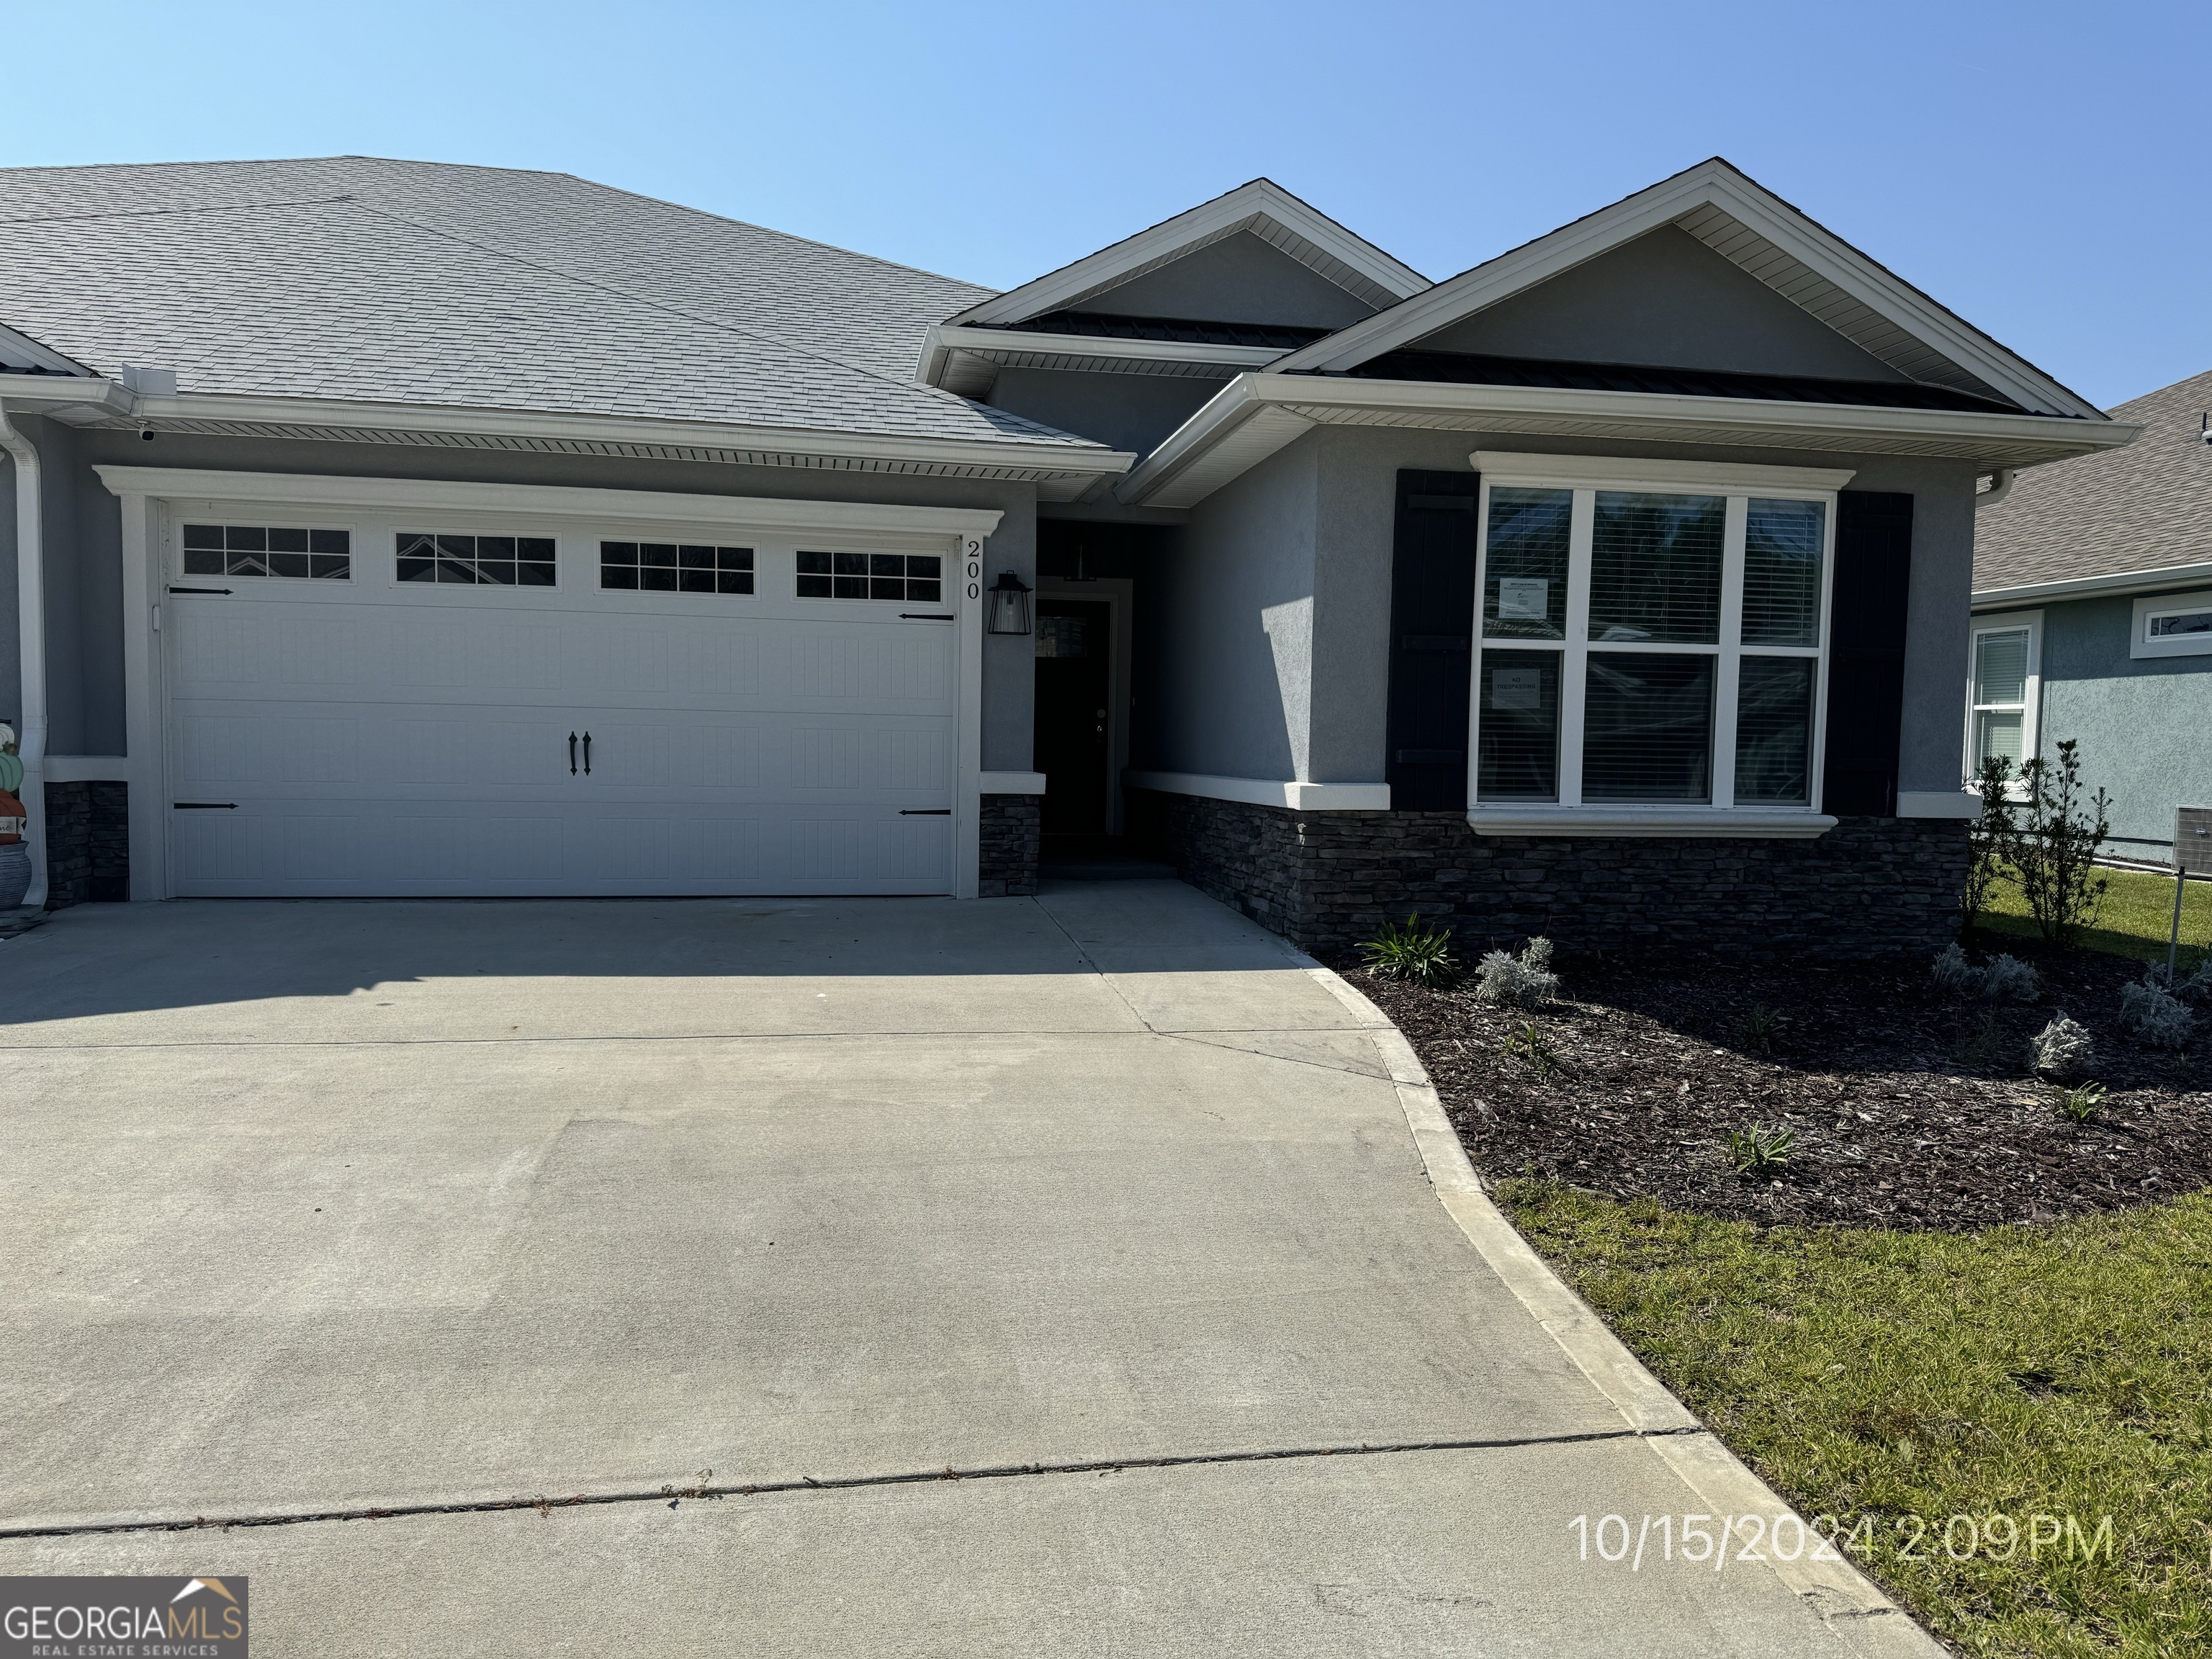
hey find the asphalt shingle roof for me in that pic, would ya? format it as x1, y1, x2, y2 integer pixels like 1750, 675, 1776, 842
0, 157, 1102, 453
1974, 367, 2212, 592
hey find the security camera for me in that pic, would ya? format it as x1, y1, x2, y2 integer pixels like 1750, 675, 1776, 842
139, 427, 155, 443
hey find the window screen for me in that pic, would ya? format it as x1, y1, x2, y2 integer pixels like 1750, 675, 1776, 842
397, 533, 555, 586
1588, 493, 1724, 644
1476, 651, 1560, 801
183, 523, 350, 580
1582, 652, 1714, 802
1735, 655, 1815, 803
1743, 498, 1824, 647
1481, 487, 1571, 640
796, 551, 941, 602
600, 541, 753, 594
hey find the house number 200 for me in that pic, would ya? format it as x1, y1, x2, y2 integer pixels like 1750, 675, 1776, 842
966, 537, 981, 600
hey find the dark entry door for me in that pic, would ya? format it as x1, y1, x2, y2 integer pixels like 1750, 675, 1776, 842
1033, 599, 1111, 835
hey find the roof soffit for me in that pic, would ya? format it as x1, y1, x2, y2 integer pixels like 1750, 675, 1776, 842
1267, 160, 2106, 423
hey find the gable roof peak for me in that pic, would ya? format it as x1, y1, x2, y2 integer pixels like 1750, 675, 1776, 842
1268, 158, 2104, 422
945, 177, 1429, 331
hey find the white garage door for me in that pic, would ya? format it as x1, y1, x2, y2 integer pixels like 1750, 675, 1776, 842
162, 508, 961, 897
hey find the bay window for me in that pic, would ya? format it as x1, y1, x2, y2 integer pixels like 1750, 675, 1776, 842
1467, 453, 1848, 833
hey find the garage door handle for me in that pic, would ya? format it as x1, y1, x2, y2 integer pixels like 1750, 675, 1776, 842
167, 586, 233, 595
898, 613, 956, 621
568, 732, 577, 775
583, 732, 592, 775
174, 801, 238, 809
899, 809, 951, 816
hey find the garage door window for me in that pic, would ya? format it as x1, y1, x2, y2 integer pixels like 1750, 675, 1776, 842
398, 532, 556, 587
796, 550, 940, 602
184, 523, 351, 580
601, 541, 755, 595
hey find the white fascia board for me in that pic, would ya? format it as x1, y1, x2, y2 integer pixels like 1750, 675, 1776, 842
1125, 769, 1390, 811
1268, 161, 2107, 423
920, 323, 1281, 387
1118, 373, 2140, 508
0, 376, 136, 418
68, 388, 1136, 483
91, 466, 1010, 539
946, 180, 1428, 329
1974, 559, 2212, 608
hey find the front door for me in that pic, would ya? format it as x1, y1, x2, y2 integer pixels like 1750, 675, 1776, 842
1033, 599, 1110, 835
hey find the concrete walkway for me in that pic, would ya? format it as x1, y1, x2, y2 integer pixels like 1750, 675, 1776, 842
0, 883, 1936, 1655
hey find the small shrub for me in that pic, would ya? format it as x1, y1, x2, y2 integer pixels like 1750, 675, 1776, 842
1475, 936, 1560, 1007
1501, 1020, 1559, 1076
1954, 1008, 2012, 1069
2007, 739, 2112, 946
1960, 755, 2017, 929
1931, 943, 1979, 996
2028, 1015, 2095, 1080
1981, 954, 2041, 1004
2118, 977, 2196, 1051
1361, 914, 1457, 988
1726, 1123, 1797, 1175
2144, 957, 2212, 1004
1737, 1003, 1782, 1053
2054, 1080, 2107, 1123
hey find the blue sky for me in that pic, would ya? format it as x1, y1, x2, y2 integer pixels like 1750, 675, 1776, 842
7, 1, 2206, 406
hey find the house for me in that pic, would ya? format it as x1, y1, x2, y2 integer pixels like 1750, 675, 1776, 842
1969, 368, 2212, 859
0, 156, 2133, 954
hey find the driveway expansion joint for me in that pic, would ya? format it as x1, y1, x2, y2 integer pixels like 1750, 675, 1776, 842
0, 1426, 1712, 1542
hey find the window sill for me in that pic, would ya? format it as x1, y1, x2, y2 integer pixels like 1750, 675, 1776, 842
1467, 807, 1837, 839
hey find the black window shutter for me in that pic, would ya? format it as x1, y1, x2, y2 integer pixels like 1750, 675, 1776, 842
1385, 469, 1482, 810
1821, 490, 1914, 817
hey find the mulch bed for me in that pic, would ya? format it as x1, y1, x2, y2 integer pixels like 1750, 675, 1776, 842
1344, 932, 2212, 1231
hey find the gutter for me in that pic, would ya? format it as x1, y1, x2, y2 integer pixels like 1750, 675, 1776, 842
0, 403, 47, 910
1118, 372, 2142, 508
1974, 559, 2212, 608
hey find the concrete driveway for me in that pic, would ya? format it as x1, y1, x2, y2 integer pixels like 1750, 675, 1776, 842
0, 882, 1934, 1655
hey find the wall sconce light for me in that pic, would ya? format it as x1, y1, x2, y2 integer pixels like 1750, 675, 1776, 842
986, 570, 1033, 635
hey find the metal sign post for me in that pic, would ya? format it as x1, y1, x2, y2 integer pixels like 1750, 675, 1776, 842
2171, 806, 2212, 979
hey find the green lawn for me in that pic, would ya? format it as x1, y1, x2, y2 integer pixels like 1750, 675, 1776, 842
1501, 1181, 2212, 1658
1978, 863, 2212, 970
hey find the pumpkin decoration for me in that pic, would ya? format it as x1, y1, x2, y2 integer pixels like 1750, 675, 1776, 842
0, 722, 22, 845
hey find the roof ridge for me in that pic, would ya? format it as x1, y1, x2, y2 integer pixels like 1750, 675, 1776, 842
341, 197, 1098, 441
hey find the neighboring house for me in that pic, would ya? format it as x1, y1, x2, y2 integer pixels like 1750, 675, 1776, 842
0, 156, 2132, 954
1970, 368, 2212, 857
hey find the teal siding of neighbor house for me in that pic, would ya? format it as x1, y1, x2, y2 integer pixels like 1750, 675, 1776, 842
2031, 592, 2212, 845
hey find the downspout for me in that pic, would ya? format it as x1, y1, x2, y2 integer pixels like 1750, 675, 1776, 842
0, 402, 47, 910
1975, 467, 2016, 510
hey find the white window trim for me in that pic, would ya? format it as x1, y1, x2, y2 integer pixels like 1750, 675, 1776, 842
1964, 609, 2042, 790
2131, 588, 2212, 660
1465, 453, 1843, 837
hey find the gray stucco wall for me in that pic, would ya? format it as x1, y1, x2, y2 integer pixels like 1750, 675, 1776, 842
984, 368, 1226, 460
1143, 437, 1318, 781
37, 429, 1042, 770
1158, 423, 1975, 796
1416, 227, 1910, 382
1068, 233, 1375, 328
2024, 590, 2212, 845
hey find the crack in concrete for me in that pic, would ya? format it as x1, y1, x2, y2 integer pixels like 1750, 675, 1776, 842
0, 1426, 1710, 1542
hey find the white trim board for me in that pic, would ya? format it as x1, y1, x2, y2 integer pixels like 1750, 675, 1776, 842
922, 324, 1278, 398
1467, 808, 1837, 839
2132, 589, 2212, 660
93, 468, 1007, 539
943, 179, 1429, 332
1125, 770, 1390, 811
1264, 158, 2105, 422
1976, 559, 2212, 607
1470, 450, 1853, 495
1117, 373, 2136, 509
